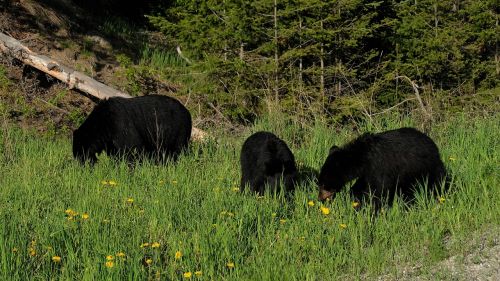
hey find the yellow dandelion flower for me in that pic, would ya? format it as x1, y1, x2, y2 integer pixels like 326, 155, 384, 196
105, 261, 114, 268
231, 187, 239, 192
52, 256, 61, 263
307, 200, 315, 207
106, 255, 114, 261
151, 242, 160, 248
116, 252, 126, 258
126, 198, 134, 204
101, 180, 109, 185
108, 180, 117, 186
81, 213, 89, 220
183, 272, 192, 278
29, 248, 36, 257
145, 258, 153, 265
226, 262, 235, 269
320, 206, 330, 215
352, 202, 360, 208
172, 180, 178, 184
140, 242, 150, 248
175, 251, 182, 260
65, 209, 78, 217
195, 271, 202, 276
339, 223, 347, 229
438, 197, 446, 204
279, 219, 286, 224
449, 156, 456, 161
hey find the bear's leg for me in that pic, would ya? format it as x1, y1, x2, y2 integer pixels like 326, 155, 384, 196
360, 177, 388, 212
241, 176, 265, 195
350, 178, 367, 203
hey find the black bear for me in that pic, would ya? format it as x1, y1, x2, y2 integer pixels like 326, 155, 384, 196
240, 131, 297, 195
318, 127, 447, 207
73, 95, 192, 164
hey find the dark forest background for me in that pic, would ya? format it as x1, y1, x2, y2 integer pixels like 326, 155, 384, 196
20, 0, 500, 123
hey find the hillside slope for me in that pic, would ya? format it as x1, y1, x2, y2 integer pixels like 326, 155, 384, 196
0, 0, 180, 134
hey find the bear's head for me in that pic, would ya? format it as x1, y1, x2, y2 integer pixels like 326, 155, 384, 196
317, 145, 344, 201
73, 129, 99, 164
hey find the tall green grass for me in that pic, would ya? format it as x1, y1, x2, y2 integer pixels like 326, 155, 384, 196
140, 47, 188, 70
0, 114, 499, 280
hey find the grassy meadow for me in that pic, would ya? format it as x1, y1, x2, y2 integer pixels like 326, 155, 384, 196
0, 114, 499, 280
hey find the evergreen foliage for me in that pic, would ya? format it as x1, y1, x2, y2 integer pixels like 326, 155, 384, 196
84, 1, 500, 122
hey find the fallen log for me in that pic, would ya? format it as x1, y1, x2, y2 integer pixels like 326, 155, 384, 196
0, 31, 207, 141
0, 32, 131, 99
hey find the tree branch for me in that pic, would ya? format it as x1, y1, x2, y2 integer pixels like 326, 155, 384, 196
395, 75, 431, 118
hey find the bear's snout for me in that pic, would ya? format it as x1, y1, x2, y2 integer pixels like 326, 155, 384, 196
318, 188, 334, 201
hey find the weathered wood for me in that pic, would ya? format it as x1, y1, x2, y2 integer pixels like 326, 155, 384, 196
0, 32, 208, 141
0, 32, 131, 99
191, 127, 208, 142
395, 75, 431, 118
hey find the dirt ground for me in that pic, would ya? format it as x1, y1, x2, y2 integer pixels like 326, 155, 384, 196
375, 226, 500, 281
0, 0, 179, 135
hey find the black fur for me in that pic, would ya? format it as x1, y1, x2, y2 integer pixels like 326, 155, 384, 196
73, 95, 192, 164
240, 131, 297, 195
318, 127, 447, 207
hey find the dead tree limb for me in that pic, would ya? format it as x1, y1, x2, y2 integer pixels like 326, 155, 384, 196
0, 32, 131, 99
395, 75, 431, 118
176, 46, 192, 65
0, 32, 207, 141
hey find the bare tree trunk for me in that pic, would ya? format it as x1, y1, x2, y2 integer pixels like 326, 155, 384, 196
274, 0, 279, 102
496, 12, 499, 76
434, 4, 438, 37
239, 43, 245, 60
320, 20, 325, 98
223, 6, 228, 62
299, 17, 303, 86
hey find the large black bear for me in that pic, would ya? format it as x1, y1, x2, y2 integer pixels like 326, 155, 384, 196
318, 127, 447, 207
73, 95, 192, 164
240, 131, 297, 195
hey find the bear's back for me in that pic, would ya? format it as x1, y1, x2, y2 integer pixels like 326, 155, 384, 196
240, 131, 297, 193
374, 127, 440, 156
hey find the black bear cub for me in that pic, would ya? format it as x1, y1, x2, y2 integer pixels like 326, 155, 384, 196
240, 131, 297, 195
318, 127, 446, 207
73, 95, 192, 164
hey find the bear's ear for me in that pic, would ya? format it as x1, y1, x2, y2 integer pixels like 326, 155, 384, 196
329, 145, 340, 155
